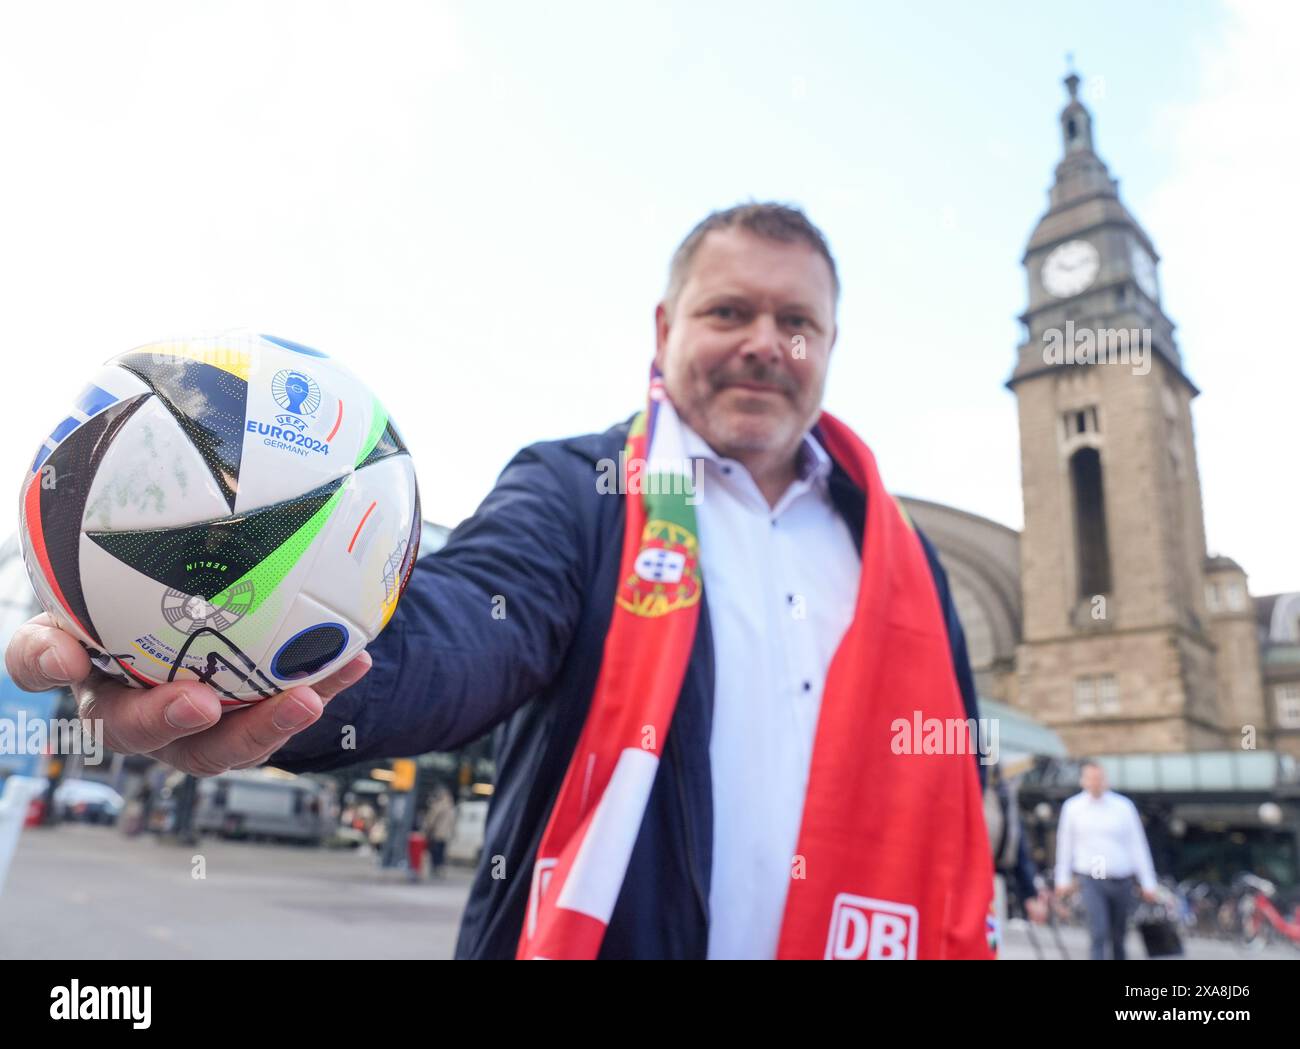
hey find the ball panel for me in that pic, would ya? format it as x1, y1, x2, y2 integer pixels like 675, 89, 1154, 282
19, 473, 99, 649
78, 534, 177, 685
80, 477, 351, 699
301, 455, 420, 639
81, 532, 292, 699
357, 414, 408, 471
22, 394, 151, 649
386, 470, 421, 630
113, 348, 251, 512
271, 622, 350, 679
28, 366, 153, 474
259, 334, 329, 359
81, 392, 231, 532
233, 337, 374, 516
262, 594, 367, 689
85, 475, 346, 601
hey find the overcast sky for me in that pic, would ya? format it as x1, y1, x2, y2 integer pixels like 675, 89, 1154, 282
1, 0, 1294, 594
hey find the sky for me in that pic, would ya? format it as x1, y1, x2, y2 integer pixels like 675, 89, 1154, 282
0, 0, 1295, 593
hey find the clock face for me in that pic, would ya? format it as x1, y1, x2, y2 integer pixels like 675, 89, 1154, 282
1041, 239, 1100, 298
1131, 243, 1159, 301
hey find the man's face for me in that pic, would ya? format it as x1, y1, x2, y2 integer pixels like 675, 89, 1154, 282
1082, 765, 1106, 797
654, 228, 837, 462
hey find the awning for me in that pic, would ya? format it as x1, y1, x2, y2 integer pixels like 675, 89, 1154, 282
978, 697, 1068, 775
1093, 750, 1300, 793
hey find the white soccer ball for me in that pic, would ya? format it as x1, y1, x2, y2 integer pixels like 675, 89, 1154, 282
18, 332, 421, 706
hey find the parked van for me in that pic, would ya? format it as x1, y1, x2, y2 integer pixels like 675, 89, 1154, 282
190, 769, 331, 845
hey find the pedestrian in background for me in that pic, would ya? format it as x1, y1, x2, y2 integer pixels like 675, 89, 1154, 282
1053, 761, 1159, 959
423, 786, 456, 878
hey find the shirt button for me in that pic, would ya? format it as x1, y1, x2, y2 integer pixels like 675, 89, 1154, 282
802, 681, 811, 692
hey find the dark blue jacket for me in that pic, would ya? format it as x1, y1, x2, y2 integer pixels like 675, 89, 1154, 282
269, 417, 983, 959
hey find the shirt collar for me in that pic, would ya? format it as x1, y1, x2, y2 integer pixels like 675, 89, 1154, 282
677, 419, 833, 486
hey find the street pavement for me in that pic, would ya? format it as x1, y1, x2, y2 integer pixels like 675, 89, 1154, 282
3, 823, 1295, 960
999, 916, 1295, 960
1, 822, 473, 959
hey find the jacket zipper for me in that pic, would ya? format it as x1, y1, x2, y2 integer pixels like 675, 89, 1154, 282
670, 729, 710, 933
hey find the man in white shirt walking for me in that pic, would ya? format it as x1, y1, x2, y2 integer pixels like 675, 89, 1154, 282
1053, 761, 1159, 960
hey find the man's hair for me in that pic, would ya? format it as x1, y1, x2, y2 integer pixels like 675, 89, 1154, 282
1080, 759, 1103, 773
662, 201, 840, 315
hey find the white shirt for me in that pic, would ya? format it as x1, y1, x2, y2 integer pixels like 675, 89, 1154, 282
1053, 789, 1158, 891
678, 423, 862, 960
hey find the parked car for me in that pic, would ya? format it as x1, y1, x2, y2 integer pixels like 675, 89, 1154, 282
54, 779, 124, 825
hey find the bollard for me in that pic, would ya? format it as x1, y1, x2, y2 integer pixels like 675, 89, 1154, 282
406, 831, 426, 882
0, 776, 49, 899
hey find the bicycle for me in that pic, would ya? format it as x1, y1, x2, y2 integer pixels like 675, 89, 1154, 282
1227, 873, 1300, 952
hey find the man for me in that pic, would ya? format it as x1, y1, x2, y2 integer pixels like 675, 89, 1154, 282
7, 203, 994, 959
1053, 760, 1159, 960
422, 786, 456, 878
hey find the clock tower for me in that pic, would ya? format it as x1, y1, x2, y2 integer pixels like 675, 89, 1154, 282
1007, 72, 1228, 753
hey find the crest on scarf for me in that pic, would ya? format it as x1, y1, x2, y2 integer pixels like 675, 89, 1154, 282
616, 519, 701, 617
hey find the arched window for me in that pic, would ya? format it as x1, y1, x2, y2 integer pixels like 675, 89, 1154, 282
1070, 447, 1112, 597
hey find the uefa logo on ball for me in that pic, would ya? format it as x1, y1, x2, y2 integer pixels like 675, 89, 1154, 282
271, 369, 321, 416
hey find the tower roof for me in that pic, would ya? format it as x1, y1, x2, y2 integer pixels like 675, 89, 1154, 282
1008, 71, 1196, 394
1044, 69, 1124, 220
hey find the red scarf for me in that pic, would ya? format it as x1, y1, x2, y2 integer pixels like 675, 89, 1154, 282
518, 388, 995, 959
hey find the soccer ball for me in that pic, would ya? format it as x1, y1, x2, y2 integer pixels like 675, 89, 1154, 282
18, 332, 421, 706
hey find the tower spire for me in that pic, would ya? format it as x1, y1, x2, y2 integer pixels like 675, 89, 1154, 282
1046, 68, 1114, 209
1060, 68, 1094, 157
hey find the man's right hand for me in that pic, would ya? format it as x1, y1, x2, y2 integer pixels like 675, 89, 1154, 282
4, 614, 372, 776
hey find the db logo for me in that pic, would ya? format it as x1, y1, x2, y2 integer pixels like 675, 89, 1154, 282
824, 893, 919, 959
